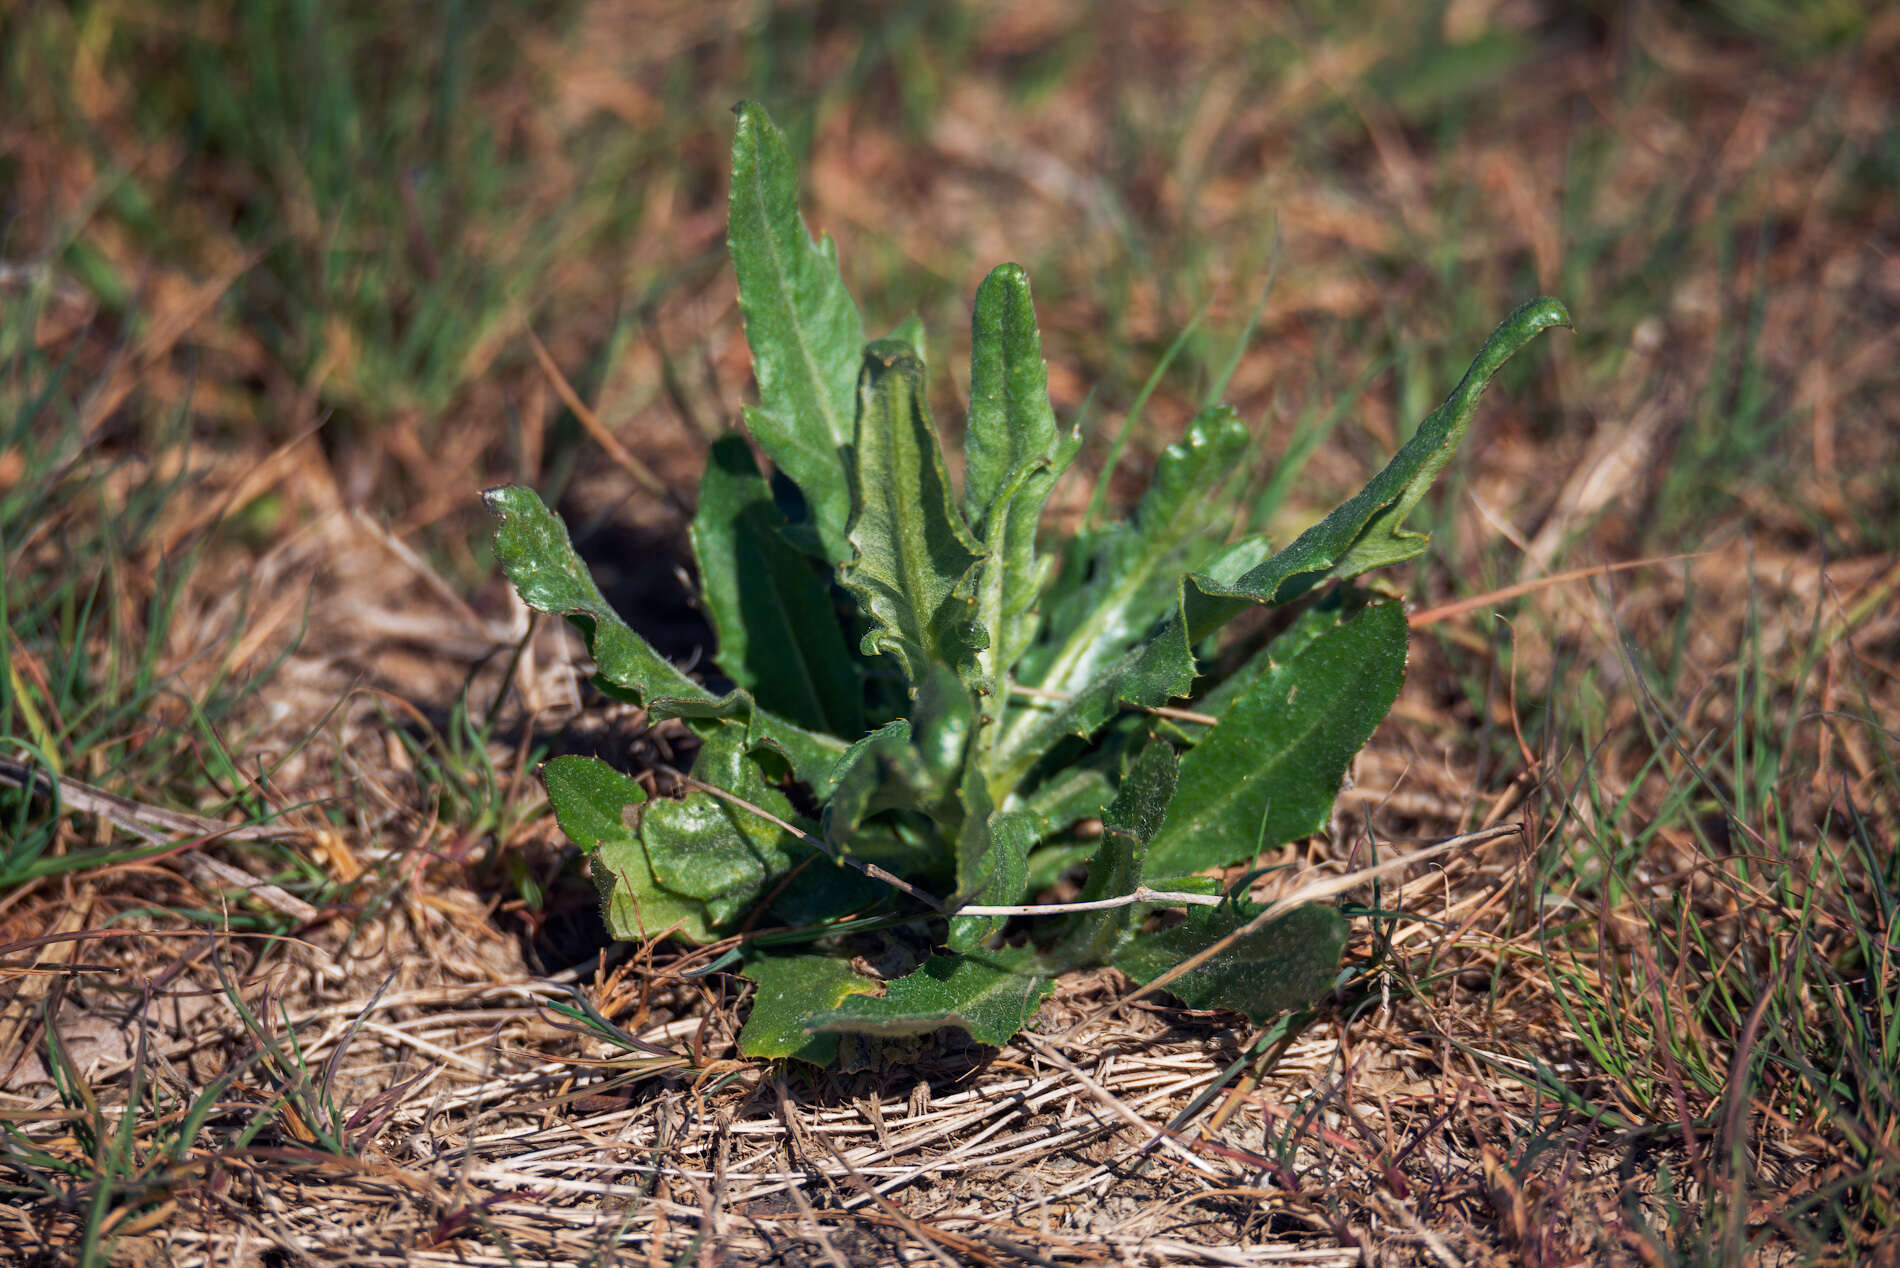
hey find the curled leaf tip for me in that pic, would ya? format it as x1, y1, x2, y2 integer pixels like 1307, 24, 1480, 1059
1517, 295, 1573, 332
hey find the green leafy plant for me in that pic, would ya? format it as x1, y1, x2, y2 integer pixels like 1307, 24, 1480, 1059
487, 102, 1570, 1065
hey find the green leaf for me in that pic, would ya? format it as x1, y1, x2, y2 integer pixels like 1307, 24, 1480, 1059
543, 755, 716, 942
486, 485, 709, 706
639, 727, 801, 929
805, 948, 1053, 1045
1112, 902, 1347, 1022
1148, 599, 1407, 875
728, 100, 865, 564
488, 484, 847, 790
1204, 296, 1573, 607
947, 809, 1033, 952
963, 265, 1072, 693
1012, 405, 1249, 732
738, 954, 880, 1064
690, 434, 863, 736
1052, 738, 1176, 968
820, 720, 914, 848
645, 691, 847, 796
994, 299, 1568, 792
840, 340, 984, 686
542, 756, 648, 856
1018, 763, 1115, 838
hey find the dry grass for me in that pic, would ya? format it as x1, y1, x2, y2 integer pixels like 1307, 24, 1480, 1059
3, 1, 1897, 1263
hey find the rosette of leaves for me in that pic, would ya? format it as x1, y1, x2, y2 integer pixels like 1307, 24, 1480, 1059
488, 102, 1570, 1065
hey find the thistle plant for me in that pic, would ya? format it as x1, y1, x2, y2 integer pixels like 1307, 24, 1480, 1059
487, 102, 1570, 1065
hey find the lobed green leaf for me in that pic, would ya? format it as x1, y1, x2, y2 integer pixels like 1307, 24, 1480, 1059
485, 485, 850, 792
486, 485, 710, 706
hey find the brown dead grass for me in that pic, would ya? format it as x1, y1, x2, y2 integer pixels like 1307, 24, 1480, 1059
3, 1, 1898, 1263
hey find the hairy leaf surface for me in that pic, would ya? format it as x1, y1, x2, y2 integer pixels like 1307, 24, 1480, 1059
805, 949, 1053, 1045
1148, 599, 1407, 875
841, 341, 984, 686
963, 265, 1072, 694
738, 955, 880, 1065
1112, 902, 1347, 1022
728, 101, 864, 564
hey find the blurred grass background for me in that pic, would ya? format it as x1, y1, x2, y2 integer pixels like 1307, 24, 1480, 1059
2, 0, 1897, 1261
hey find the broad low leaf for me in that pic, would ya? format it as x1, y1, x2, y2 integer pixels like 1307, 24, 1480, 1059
738, 955, 880, 1064
1148, 599, 1407, 875
1112, 901, 1347, 1022
640, 727, 801, 930
963, 265, 1073, 696
841, 341, 985, 686
543, 755, 714, 942
542, 756, 647, 855
1051, 738, 1176, 968
805, 948, 1053, 1045
691, 435, 863, 736
488, 485, 846, 791
728, 101, 864, 564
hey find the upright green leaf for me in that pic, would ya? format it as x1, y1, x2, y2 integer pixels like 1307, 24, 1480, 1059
963, 264, 1075, 699
963, 265, 1058, 521
996, 407, 1247, 777
840, 340, 985, 686
805, 948, 1053, 1045
728, 101, 864, 564
995, 299, 1568, 792
1015, 406, 1249, 706
1148, 599, 1407, 875
1111, 901, 1347, 1022
690, 434, 862, 735
1052, 738, 1176, 968
1205, 296, 1572, 607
